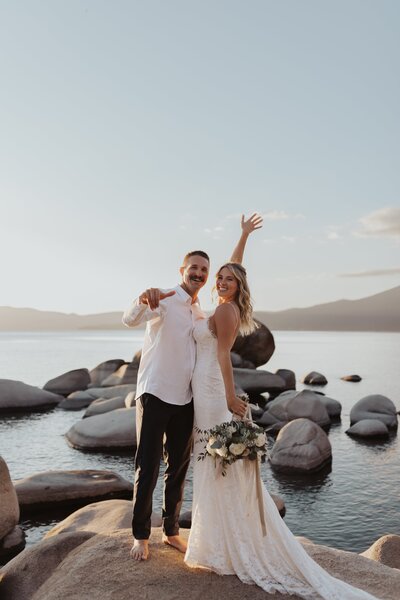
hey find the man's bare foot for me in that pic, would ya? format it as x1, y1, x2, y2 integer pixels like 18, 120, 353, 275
162, 534, 187, 553
130, 539, 149, 561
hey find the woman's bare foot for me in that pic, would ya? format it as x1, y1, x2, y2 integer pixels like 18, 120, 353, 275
130, 539, 149, 561
162, 534, 187, 553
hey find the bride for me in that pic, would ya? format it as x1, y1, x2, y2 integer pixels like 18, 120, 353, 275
184, 230, 378, 599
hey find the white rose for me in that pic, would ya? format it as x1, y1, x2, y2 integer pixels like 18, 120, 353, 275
255, 433, 266, 447
227, 426, 236, 435
229, 442, 246, 456
216, 445, 229, 458
206, 441, 217, 457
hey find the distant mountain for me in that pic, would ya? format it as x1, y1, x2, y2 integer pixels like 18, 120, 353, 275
255, 285, 400, 332
0, 286, 399, 332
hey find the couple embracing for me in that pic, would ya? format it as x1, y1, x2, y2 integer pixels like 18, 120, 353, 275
123, 215, 377, 600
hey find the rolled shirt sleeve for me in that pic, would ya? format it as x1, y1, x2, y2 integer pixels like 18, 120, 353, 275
122, 297, 162, 328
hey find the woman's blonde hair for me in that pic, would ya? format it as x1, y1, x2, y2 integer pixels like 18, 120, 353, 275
214, 262, 258, 336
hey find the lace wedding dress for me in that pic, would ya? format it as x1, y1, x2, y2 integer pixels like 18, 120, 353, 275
184, 317, 378, 600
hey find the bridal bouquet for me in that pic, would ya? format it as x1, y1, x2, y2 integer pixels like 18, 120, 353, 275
196, 401, 268, 476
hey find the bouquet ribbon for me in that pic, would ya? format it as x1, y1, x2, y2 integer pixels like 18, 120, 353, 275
244, 404, 267, 537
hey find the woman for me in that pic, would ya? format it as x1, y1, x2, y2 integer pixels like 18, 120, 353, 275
184, 230, 378, 599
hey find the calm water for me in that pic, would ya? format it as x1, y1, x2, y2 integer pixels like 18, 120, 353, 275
0, 330, 399, 554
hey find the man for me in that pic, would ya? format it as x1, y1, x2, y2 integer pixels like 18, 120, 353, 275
122, 214, 263, 561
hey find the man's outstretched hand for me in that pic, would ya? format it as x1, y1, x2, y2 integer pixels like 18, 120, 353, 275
241, 213, 263, 235
139, 288, 176, 310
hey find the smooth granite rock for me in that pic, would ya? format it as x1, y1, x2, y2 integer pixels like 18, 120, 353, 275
89, 359, 126, 387
276, 390, 341, 420
1, 528, 397, 600
233, 369, 286, 395
83, 396, 126, 418
301, 371, 328, 386
60, 384, 136, 410
346, 419, 389, 438
341, 374, 362, 382
361, 534, 400, 569
14, 470, 133, 512
270, 418, 332, 473
232, 320, 275, 367
275, 369, 296, 391
43, 369, 90, 396
0, 379, 62, 412
0, 526, 25, 563
65, 407, 137, 449
350, 394, 398, 429
0, 458, 19, 540
266, 390, 331, 428
101, 363, 139, 387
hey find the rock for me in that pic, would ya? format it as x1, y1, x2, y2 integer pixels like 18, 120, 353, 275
275, 369, 296, 391
361, 534, 400, 569
255, 411, 283, 428
101, 363, 139, 387
43, 369, 90, 396
44, 500, 160, 538
276, 390, 341, 420
301, 371, 328, 386
59, 384, 136, 410
346, 419, 389, 438
270, 494, 286, 518
178, 510, 192, 528
0, 458, 20, 541
230, 352, 243, 367
341, 374, 362, 382
14, 470, 133, 513
1, 527, 397, 600
124, 391, 136, 408
83, 396, 126, 418
233, 368, 286, 395
270, 418, 332, 473
0, 379, 62, 412
232, 319, 275, 367
0, 526, 26, 563
350, 394, 398, 429
65, 407, 137, 450
89, 359, 126, 387
132, 349, 142, 364
266, 390, 331, 428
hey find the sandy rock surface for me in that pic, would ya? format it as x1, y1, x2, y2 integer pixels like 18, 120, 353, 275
361, 534, 400, 570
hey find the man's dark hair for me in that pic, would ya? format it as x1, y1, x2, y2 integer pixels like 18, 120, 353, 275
182, 250, 210, 265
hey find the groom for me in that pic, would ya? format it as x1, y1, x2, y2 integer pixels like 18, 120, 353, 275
122, 250, 210, 561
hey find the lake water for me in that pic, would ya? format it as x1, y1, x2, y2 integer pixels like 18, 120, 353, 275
0, 330, 399, 555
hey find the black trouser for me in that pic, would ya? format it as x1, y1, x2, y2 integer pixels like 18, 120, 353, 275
132, 393, 194, 540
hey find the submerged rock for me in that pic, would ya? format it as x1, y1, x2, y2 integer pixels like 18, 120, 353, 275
270, 418, 332, 473
346, 419, 389, 438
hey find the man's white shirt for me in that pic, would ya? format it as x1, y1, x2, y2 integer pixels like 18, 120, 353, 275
122, 285, 205, 406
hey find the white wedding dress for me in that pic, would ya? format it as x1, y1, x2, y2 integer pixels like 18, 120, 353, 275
184, 317, 378, 600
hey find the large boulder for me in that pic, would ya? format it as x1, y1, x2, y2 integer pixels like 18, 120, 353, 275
275, 390, 341, 420
0, 379, 62, 412
270, 418, 332, 473
45, 500, 159, 538
89, 359, 126, 387
101, 363, 139, 387
0, 528, 397, 600
59, 384, 136, 410
301, 371, 328, 386
14, 470, 133, 513
350, 395, 398, 429
65, 407, 136, 450
0, 458, 20, 540
83, 396, 126, 418
232, 320, 275, 367
346, 419, 389, 438
266, 390, 331, 428
43, 369, 90, 396
233, 369, 286, 396
361, 534, 400, 569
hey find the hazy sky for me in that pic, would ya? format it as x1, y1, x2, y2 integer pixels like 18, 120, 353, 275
1, 1, 399, 313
